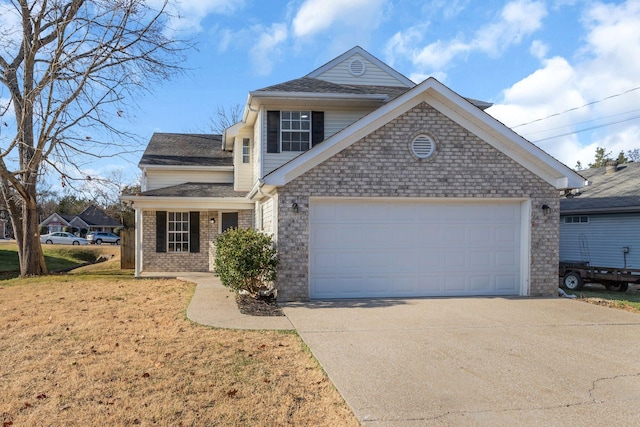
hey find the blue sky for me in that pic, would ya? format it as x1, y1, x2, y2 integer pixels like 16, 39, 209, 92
3, 0, 640, 189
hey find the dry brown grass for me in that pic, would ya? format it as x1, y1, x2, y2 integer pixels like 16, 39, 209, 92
0, 267, 358, 426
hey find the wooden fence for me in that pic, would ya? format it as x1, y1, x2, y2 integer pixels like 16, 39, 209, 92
120, 229, 135, 269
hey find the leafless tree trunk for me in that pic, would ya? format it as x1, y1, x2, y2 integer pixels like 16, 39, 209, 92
0, 0, 188, 275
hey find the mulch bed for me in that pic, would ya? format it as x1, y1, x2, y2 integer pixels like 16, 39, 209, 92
236, 293, 284, 316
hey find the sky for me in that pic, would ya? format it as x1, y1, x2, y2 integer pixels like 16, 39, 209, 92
3, 0, 640, 188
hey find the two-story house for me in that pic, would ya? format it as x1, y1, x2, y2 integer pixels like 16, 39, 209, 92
123, 46, 584, 301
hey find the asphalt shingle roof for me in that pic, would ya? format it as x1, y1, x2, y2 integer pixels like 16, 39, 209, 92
78, 205, 123, 227
139, 133, 232, 167
254, 77, 492, 109
560, 162, 640, 213
254, 77, 411, 101
139, 183, 247, 198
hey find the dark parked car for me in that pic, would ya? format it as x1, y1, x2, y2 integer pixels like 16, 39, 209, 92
87, 232, 120, 245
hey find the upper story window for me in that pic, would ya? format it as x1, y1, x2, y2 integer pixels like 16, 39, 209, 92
242, 138, 250, 163
281, 111, 311, 151
267, 110, 324, 153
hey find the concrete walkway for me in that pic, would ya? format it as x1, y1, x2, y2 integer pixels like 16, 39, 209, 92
141, 272, 293, 330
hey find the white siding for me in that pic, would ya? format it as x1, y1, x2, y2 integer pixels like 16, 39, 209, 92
145, 169, 233, 191
560, 213, 640, 268
233, 135, 254, 192
260, 197, 274, 235
314, 54, 409, 87
325, 109, 371, 138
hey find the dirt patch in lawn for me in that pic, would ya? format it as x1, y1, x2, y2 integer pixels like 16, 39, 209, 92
0, 275, 357, 426
236, 293, 284, 317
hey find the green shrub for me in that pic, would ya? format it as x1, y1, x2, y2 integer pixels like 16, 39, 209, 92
214, 228, 278, 296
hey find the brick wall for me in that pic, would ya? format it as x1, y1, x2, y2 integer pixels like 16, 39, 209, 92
275, 102, 559, 301
142, 209, 254, 272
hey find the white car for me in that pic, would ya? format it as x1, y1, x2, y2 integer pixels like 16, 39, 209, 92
87, 232, 120, 245
40, 232, 89, 245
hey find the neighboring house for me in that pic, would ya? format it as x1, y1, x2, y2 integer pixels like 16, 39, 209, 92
560, 161, 640, 268
123, 46, 584, 301
40, 212, 70, 233
40, 204, 123, 235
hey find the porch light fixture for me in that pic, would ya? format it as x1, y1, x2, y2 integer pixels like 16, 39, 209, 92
292, 202, 299, 213
209, 217, 216, 224
541, 204, 550, 215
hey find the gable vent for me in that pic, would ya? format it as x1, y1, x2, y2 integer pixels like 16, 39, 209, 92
349, 59, 365, 76
411, 135, 435, 159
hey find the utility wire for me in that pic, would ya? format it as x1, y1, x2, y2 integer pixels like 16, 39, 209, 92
531, 114, 640, 143
522, 108, 640, 136
511, 86, 640, 129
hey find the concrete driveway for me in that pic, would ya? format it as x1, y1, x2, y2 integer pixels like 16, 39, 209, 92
282, 298, 640, 426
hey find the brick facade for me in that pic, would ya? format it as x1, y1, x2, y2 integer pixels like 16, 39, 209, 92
142, 209, 253, 272
274, 102, 559, 301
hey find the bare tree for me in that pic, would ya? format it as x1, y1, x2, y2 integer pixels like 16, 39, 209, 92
208, 104, 243, 134
627, 148, 640, 162
0, 0, 188, 275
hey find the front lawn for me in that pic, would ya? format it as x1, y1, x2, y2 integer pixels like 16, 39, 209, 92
0, 241, 119, 277
565, 284, 640, 313
0, 258, 357, 426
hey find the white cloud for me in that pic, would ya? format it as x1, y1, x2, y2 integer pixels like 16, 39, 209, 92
249, 23, 288, 76
488, 0, 640, 169
385, 0, 546, 79
529, 40, 548, 59
292, 0, 387, 38
474, 0, 546, 55
148, 0, 243, 33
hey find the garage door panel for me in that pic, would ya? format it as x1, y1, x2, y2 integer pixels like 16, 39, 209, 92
468, 227, 492, 245
444, 275, 466, 292
495, 251, 516, 267
341, 226, 364, 245
313, 252, 337, 270
445, 251, 466, 268
311, 224, 336, 247
470, 276, 492, 291
310, 200, 523, 299
469, 251, 491, 268
496, 275, 518, 291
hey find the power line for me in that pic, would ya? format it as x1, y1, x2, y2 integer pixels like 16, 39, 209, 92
522, 108, 640, 136
531, 114, 640, 143
511, 86, 640, 129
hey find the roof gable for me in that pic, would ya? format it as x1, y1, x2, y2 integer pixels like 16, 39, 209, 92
263, 78, 584, 191
306, 46, 414, 88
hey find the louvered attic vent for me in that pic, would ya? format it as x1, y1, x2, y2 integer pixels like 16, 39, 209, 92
411, 135, 435, 159
349, 59, 365, 76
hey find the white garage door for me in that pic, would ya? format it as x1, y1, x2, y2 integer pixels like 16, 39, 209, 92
309, 199, 525, 299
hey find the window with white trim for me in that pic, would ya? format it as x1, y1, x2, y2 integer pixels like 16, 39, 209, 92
242, 138, 250, 163
281, 111, 311, 151
168, 212, 189, 252
563, 215, 589, 224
